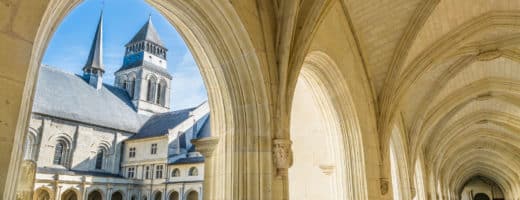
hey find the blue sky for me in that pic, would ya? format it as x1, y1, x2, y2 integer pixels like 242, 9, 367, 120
42, 0, 207, 110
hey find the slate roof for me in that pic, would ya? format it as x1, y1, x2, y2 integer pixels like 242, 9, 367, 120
37, 167, 124, 178
196, 116, 211, 138
130, 107, 196, 140
32, 66, 149, 132
170, 156, 205, 164
127, 16, 164, 46
115, 58, 172, 79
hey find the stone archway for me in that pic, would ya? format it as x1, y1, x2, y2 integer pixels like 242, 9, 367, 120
287, 51, 376, 200
3, 0, 271, 200
33, 188, 51, 200
153, 191, 162, 200
61, 189, 78, 200
87, 190, 103, 200
187, 191, 198, 200
168, 191, 179, 200
111, 191, 123, 200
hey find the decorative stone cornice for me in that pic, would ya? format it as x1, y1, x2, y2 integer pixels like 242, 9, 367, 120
272, 138, 293, 176
191, 136, 220, 158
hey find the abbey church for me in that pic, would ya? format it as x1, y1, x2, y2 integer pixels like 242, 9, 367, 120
24, 14, 207, 200
3, 1, 520, 200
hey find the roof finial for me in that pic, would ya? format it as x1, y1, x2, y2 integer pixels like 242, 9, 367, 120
148, 13, 152, 23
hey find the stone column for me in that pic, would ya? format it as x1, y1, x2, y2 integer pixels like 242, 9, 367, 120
272, 139, 293, 200
106, 184, 112, 200
80, 176, 87, 200
14, 160, 36, 200
191, 137, 219, 200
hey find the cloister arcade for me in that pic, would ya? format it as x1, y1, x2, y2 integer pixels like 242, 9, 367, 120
1, 0, 520, 199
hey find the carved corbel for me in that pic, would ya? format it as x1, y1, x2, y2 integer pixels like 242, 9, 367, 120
191, 136, 220, 158
272, 138, 293, 176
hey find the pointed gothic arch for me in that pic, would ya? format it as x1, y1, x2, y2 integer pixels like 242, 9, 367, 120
7, 0, 271, 199
287, 51, 377, 199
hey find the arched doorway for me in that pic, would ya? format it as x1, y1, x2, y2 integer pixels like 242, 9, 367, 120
87, 190, 103, 200
169, 191, 179, 200
34, 188, 51, 200
111, 191, 123, 200
153, 191, 162, 200
474, 193, 490, 200
61, 189, 78, 200
187, 191, 198, 200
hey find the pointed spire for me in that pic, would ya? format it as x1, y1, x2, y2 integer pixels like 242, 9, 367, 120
83, 11, 104, 90
83, 11, 104, 73
126, 14, 164, 46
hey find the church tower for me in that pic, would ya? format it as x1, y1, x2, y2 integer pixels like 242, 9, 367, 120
114, 16, 172, 115
83, 12, 104, 90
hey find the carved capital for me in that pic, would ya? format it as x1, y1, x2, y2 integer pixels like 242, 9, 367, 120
192, 136, 220, 158
380, 178, 389, 195
272, 138, 293, 176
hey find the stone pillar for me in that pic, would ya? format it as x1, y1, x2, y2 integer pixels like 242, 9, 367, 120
106, 184, 112, 200
191, 137, 219, 200
56, 185, 62, 200
14, 160, 36, 200
272, 139, 292, 200
80, 176, 87, 200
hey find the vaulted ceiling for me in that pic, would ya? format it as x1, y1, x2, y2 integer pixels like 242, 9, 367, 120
341, 0, 520, 196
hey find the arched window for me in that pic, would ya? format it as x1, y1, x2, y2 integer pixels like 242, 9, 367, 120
128, 76, 136, 98
53, 139, 70, 166
147, 77, 156, 102
189, 167, 198, 176
95, 149, 104, 169
171, 168, 180, 177
157, 80, 167, 106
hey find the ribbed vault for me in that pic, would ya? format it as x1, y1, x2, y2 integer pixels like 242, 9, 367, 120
378, 1, 520, 198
